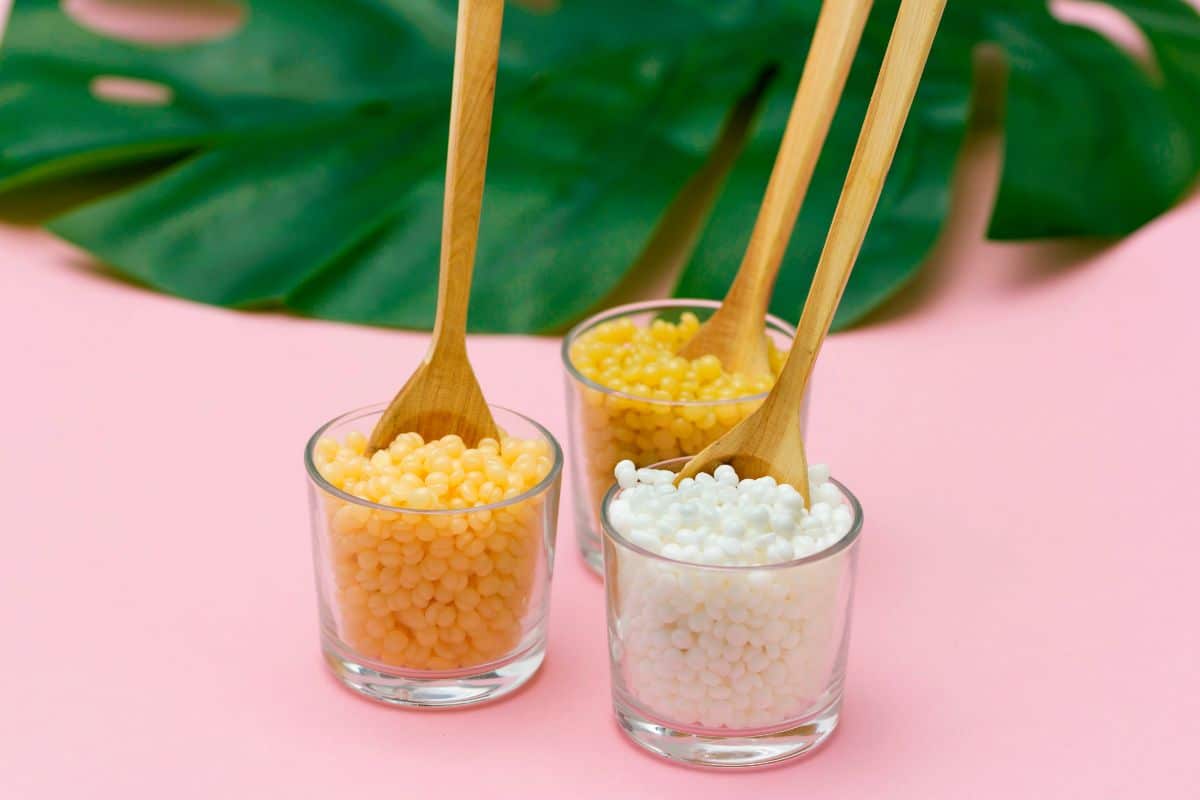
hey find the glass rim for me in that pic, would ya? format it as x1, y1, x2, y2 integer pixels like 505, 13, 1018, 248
560, 298, 797, 408
599, 457, 863, 572
304, 402, 564, 516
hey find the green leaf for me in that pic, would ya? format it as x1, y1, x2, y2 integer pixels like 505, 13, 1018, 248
984, 2, 1199, 237
3, 0, 1199, 333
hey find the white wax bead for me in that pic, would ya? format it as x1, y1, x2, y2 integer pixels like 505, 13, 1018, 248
745, 506, 770, 530
630, 530, 660, 550
747, 570, 771, 587
766, 541, 791, 562
808, 463, 831, 484
720, 515, 745, 537
684, 648, 706, 672
770, 511, 796, 536
725, 624, 750, 648
670, 628, 694, 649
662, 542, 683, 560
615, 460, 637, 488
714, 464, 738, 485
732, 674, 757, 695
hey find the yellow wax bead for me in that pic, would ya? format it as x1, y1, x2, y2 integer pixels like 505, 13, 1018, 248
384, 630, 410, 653
454, 587, 481, 610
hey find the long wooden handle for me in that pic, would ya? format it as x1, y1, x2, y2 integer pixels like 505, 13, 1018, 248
774, 0, 946, 408
432, 0, 505, 353
722, 0, 874, 323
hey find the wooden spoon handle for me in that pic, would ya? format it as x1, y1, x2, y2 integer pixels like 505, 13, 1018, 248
722, 0, 874, 325
432, 0, 505, 353
773, 0, 947, 408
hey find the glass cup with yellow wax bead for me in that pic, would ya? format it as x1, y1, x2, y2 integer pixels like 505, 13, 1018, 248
305, 403, 562, 707
562, 299, 806, 575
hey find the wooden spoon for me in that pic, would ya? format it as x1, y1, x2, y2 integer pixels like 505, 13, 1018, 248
675, 0, 948, 503
678, 0, 874, 377
368, 0, 504, 453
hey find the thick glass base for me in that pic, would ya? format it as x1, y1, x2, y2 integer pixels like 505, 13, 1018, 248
322, 635, 545, 708
614, 696, 840, 768
575, 511, 604, 576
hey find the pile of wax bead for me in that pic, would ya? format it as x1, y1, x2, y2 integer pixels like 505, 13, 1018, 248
568, 312, 786, 526
607, 462, 855, 730
312, 430, 552, 671
609, 461, 853, 564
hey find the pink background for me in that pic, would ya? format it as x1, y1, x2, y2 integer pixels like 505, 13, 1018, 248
2, 2, 1199, 797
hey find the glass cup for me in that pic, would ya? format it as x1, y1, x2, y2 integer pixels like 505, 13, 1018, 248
304, 403, 563, 708
601, 457, 862, 767
562, 299, 806, 575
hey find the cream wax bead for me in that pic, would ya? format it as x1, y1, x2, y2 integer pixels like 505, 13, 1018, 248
306, 404, 563, 708
562, 300, 805, 574
602, 457, 862, 766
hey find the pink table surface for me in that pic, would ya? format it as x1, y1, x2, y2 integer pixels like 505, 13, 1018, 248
3, 8, 1200, 796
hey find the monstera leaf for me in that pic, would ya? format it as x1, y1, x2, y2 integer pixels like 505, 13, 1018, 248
1, 0, 1197, 332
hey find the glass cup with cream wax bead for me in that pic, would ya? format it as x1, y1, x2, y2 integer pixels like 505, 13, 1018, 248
562, 299, 807, 575
601, 456, 862, 767
305, 403, 562, 708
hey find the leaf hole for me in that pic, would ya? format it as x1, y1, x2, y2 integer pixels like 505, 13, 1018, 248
62, 0, 245, 45
1049, 0, 1159, 78
90, 75, 174, 106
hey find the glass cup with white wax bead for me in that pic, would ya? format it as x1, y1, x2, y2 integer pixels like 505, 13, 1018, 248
600, 456, 862, 768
